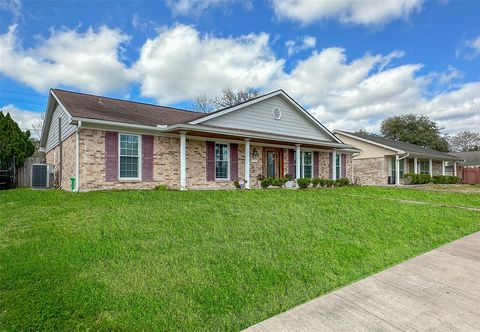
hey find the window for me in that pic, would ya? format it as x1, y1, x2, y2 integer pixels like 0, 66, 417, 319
420, 161, 429, 174
335, 154, 341, 179
215, 143, 229, 180
301, 151, 312, 178
119, 134, 141, 179
391, 157, 405, 179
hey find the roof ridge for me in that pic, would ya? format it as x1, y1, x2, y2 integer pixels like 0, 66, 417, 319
51, 88, 203, 115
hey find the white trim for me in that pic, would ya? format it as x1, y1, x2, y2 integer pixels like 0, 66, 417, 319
245, 139, 250, 189
180, 132, 187, 190
395, 155, 400, 186
442, 160, 446, 176
118, 133, 142, 181
334, 130, 402, 153
74, 121, 82, 192
331, 149, 337, 180
214, 142, 230, 181
414, 157, 418, 174
429, 158, 433, 176
71, 117, 352, 149
295, 144, 301, 181
189, 90, 343, 144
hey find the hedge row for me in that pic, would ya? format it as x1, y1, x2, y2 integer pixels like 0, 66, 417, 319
404, 173, 459, 185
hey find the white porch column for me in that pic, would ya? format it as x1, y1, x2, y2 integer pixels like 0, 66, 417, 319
180, 131, 187, 190
395, 155, 400, 186
295, 144, 301, 182
331, 149, 337, 180
414, 157, 418, 174
244, 139, 250, 189
429, 158, 433, 176
442, 161, 446, 175
403, 158, 407, 176
454, 161, 458, 176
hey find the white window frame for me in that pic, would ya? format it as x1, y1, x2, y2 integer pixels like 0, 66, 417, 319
335, 154, 341, 180
295, 149, 313, 178
118, 133, 142, 180
215, 142, 230, 181
419, 160, 429, 174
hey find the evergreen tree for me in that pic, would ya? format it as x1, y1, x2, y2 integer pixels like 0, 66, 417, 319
0, 111, 35, 167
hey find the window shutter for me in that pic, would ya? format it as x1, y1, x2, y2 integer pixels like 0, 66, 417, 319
142, 135, 154, 181
105, 131, 118, 181
329, 152, 333, 179
206, 141, 215, 181
288, 149, 295, 177
341, 154, 347, 178
230, 143, 238, 181
313, 151, 319, 178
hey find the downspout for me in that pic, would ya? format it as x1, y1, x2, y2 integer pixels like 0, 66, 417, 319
74, 121, 82, 192
351, 152, 360, 184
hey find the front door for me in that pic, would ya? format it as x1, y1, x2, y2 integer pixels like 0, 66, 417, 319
263, 148, 284, 178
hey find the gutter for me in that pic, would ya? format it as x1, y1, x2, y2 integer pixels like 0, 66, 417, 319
70, 117, 354, 149
74, 120, 82, 192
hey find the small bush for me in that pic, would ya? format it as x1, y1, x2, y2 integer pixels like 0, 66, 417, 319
311, 178, 321, 187
404, 173, 432, 185
285, 173, 294, 181
270, 177, 288, 188
260, 177, 272, 189
432, 175, 459, 184
154, 185, 169, 191
324, 179, 335, 187
233, 180, 241, 189
297, 178, 311, 189
334, 178, 350, 187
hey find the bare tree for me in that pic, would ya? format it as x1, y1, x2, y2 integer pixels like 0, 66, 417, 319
31, 114, 44, 140
449, 131, 480, 152
191, 87, 260, 113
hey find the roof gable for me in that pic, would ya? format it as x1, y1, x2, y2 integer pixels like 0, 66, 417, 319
190, 90, 341, 143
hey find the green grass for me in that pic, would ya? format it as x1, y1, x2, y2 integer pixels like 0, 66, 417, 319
1, 188, 479, 331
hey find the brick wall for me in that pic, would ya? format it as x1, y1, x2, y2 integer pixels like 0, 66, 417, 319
45, 133, 76, 189
353, 157, 389, 185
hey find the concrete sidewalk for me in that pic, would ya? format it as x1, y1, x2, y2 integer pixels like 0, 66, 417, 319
246, 232, 480, 331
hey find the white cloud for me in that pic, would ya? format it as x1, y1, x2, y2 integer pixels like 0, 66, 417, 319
166, 0, 235, 16
269, 47, 480, 134
272, 0, 423, 25
464, 36, 480, 59
0, 24, 134, 94
0, 0, 22, 22
285, 35, 316, 56
1, 104, 43, 138
133, 24, 284, 103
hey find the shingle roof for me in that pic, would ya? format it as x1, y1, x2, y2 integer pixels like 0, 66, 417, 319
337, 131, 461, 160
52, 89, 206, 126
450, 151, 480, 164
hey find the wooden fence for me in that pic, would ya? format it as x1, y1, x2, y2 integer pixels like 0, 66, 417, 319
16, 155, 46, 187
459, 166, 480, 184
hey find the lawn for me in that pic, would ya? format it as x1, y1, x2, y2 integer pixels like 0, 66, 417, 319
1, 187, 479, 331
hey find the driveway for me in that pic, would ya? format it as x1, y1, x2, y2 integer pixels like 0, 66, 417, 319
245, 232, 480, 331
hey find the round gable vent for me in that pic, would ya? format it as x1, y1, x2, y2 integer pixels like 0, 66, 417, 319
272, 107, 282, 120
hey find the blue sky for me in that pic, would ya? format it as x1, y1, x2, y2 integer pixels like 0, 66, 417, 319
0, 0, 479, 137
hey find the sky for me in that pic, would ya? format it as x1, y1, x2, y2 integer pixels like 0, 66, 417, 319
0, 0, 479, 139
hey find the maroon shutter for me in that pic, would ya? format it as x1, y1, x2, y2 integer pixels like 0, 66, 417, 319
329, 152, 333, 179
206, 141, 215, 181
230, 143, 238, 181
289, 149, 295, 177
341, 154, 347, 178
105, 131, 118, 181
142, 135, 154, 181
313, 151, 319, 178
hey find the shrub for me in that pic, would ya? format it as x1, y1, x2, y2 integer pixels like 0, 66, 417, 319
324, 179, 335, 187
270, 177, 288, 188
296, 178, 311, 189
432, 175, 459, 184
233, 180, 241, 189
154, 185, 169, 191
404, 173, 431, 185
334, 178, 350, 187
285, 173, 294, 181
260, 177, 272, 189
311, 178, 321, 187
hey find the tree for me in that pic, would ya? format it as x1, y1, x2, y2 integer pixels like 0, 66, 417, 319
192, 87, 260, 113
380, 114, 449, 152
0, 111, 35, 167
354, 129, 380, 137
449, 131, 480, 152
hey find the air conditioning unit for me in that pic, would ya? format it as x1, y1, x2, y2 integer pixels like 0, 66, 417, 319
31, 164, 54, 189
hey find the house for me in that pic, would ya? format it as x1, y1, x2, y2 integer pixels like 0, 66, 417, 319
448, 151, 480, 184
40, 89, 358, 191
333, 130, 462, 185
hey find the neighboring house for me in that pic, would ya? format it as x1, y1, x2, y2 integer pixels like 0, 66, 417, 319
448, 151, 480, 184
40, 89, 358, 191
449, 151, 480, 168
333, 130, 462, 185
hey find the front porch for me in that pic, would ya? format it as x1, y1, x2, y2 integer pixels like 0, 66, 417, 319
388, 155, 458, 185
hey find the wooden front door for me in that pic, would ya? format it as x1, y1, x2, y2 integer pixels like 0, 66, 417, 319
263, 148, 284, 178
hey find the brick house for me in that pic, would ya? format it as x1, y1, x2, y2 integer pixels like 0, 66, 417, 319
40, 89, 358, 191
333, 130, 462, 185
